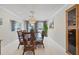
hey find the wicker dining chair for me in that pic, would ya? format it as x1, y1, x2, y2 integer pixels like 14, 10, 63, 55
22, 32, 35, 55
35, 31, 45, 48
17, 30, 25, 49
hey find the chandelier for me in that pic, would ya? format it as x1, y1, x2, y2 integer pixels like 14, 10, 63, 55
29, 11, 36, 24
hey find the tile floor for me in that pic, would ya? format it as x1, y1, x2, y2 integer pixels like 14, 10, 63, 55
1, 37, 66, 55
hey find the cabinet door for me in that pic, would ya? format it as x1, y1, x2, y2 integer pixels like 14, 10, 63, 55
0, 40, 1, 55
67, 7, 76, 55
68, 30, 76, 55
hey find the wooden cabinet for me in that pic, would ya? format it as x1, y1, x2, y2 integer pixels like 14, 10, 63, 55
66, 5, 79, 55
0, 40, 1, 55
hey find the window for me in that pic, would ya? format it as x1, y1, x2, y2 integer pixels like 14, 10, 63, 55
10, 20, 16, 31
10, 20, 22, 31
0, 18, 3, 25
15, 22, 22, 31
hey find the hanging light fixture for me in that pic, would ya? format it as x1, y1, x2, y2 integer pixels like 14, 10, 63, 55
29, 11, 36, 24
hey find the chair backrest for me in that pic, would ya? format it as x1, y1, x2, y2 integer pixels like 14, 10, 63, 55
22, 32, 35, 46
41, 31, 45, 41
17, 30, 23, 42
35, 31, 44, 42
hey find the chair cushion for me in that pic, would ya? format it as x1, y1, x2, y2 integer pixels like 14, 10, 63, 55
36, 37, 42, 41
35, 40, 42, 42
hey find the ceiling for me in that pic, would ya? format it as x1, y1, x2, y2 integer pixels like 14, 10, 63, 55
0, 4, 64, 21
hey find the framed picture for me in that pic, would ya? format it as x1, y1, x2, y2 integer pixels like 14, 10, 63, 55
49, 20, 54, 28
0, 18, 3, 25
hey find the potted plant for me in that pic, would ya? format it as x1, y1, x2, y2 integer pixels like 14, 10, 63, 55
43, 23, 48, 37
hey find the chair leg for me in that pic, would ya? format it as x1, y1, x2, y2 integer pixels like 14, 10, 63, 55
18, 44, 20, 49
33, 50, 35, 55
23, 49, 25, 55
34, 45, 37, 49
43, 44, 45, 48
23, 47, 26, 55
23, 51, 25, 55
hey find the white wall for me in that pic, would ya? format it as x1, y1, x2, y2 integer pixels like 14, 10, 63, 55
0, 4, 75, 49
0, 8, 24, 47
48, 4, 74, 50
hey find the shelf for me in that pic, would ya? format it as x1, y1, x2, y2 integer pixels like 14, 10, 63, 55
68, 26, 76, 30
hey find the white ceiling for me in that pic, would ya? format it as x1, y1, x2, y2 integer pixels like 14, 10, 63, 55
0, 4, 64, 21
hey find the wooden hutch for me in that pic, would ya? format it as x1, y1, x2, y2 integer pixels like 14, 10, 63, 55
66, 4, 79, 55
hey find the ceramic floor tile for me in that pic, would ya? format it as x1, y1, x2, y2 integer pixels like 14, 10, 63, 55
1, 37, 66, 55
